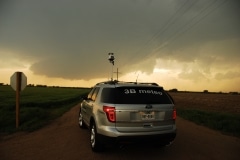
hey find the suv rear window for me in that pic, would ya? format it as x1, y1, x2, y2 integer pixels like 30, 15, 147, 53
101, 87, 173, 104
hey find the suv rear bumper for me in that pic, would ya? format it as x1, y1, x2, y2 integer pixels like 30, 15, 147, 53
98, 132, 176, 145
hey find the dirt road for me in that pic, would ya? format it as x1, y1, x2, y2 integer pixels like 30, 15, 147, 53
0, 104, 239, 160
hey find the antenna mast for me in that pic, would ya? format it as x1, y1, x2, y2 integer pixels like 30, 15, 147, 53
108, 53, 115, 81
136, 73, 139, 83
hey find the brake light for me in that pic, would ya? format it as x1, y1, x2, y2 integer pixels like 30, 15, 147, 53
103, 106, 116, 122
172, 108, 177, 120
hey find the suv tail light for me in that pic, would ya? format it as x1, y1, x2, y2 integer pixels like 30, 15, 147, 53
172, 108, 177, 120
103, 106, 116, 122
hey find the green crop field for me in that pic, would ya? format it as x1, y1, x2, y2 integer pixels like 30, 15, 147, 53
0, 85, 90, 133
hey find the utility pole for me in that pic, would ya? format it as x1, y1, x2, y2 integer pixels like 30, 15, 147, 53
114, 68, 121, 81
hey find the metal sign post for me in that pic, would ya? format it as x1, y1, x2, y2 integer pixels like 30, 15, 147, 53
16, 72, 21, 128
10, 72, 27, 128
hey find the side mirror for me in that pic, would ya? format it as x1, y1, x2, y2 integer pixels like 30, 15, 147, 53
81, 96, 88, 101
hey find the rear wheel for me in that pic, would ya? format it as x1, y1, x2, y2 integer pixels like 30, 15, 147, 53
90, 122, 103, 152
78, 109, 86, 128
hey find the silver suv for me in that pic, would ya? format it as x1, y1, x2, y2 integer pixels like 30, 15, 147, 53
78, 81, 176, 151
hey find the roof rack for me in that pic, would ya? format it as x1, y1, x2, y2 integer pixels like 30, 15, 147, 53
96, 80, 159, 86
96, 80, 119, 85
137, 82, 159, 86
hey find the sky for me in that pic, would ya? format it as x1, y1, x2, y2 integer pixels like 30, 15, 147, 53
0, 0, 240, 92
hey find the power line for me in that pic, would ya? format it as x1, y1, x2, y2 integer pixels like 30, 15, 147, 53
119, 0, 193, 67
157, 0, 228, 50
119, 0, 229, 73
147, 0, 194, 46
136, 0, 227, 60
149, 0, 220, 53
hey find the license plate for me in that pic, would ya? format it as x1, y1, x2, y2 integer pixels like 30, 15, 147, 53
141, 112, 155, 120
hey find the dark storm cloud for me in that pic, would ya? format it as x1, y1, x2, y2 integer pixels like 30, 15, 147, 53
0, 0, 239, 80
178, 69, 207, 82
215, 71, 240, 80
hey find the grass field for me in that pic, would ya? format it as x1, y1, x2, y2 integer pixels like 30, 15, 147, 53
169, 92, 240, 137
0, 85, 90, 133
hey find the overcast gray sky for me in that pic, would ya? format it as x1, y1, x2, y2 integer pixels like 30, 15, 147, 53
0, 0, 240, 91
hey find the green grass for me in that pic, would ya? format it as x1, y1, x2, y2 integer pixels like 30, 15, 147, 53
177, 108, 240, 137
0, 85, 90, 133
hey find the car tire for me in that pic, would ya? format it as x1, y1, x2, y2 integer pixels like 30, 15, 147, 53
78, 109, 86, 129
90, 122, 103, 152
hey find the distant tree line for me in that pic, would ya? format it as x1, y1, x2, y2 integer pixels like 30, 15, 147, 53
168, 88, 239, 95
0, 82, 89, 89
0, 82, 238, 93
